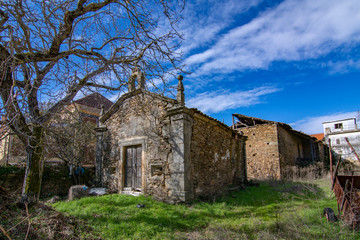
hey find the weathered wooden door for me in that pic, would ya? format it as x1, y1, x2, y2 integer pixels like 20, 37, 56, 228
125, 146, 142, 190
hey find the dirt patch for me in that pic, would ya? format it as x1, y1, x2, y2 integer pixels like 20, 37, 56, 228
0, 188, 100, 240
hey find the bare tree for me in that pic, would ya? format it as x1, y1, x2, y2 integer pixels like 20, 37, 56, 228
0, 0, 184, 203
45, 107, 96, 185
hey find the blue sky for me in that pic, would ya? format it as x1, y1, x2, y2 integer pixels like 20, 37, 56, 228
102, 0, 360, 135
168, 0, 360, 134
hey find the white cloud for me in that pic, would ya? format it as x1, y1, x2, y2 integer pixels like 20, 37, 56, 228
108, 93, 121, 102
180, 0, 262, 54
185, 0, 360, 76
327, 59, 360, 74
187, 86, 280, 113
290, 111, 359, 134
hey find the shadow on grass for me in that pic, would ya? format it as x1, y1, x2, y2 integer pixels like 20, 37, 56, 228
53, 180, 354, 239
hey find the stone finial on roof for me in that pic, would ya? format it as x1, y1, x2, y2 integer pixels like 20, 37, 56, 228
99, 104, 105, 117
128, 67, 145, 92
98, 104, 106, 127
177, 75, 185, 106
136, 70, 145, 90
128, 71, 136, 92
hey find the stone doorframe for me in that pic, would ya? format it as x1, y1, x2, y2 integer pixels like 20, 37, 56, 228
118, 137, 147, 194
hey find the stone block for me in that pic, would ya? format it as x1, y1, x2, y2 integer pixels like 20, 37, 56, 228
68, 185, 88, 201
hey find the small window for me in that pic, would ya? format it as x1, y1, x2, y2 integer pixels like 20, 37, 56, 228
151, 165, 163, 177
336, 139, 340, 144
334, 123, 343, 129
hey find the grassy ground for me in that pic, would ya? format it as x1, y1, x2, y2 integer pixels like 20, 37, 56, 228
52, 178, 360, 240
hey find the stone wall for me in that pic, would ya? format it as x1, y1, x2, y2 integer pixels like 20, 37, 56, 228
99, 90, 247, 202
102, 92, 175, 199
277, 125, 317, 173
240, 124, 280, 179
318, 141, 329, 168
190, 113, 246, 199
238, 122, 327, 180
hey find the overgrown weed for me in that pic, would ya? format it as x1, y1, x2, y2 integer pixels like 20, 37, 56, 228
51, 177, 360, 240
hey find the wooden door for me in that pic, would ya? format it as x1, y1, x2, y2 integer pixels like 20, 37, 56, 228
125, 146, 142, 190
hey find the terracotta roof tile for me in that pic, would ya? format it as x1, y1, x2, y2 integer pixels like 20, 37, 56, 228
74, 93, 113, 110
311, 133, 324, 141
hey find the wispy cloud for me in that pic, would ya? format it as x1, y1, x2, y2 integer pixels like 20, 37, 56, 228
185, 0, 360, 76
327, 59, 360, 74
290, 111, 359, 134
180, 0, 262, 54
187, 86, 281, 113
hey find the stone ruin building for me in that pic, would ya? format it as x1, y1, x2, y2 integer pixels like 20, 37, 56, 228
232, 114, 328, 179
95, 71, 247, 203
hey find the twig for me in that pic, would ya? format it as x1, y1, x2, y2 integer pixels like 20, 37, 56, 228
0, 224, 12, 240
7, 213, 32, 232
24, 203, 31, 240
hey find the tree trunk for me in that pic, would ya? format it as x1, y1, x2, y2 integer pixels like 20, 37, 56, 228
21, 126, 44, 204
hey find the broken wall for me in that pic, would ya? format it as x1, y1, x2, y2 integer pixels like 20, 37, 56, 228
239, 124, 280, 179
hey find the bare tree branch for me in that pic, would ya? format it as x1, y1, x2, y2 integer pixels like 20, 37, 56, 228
0, 0, 184, 203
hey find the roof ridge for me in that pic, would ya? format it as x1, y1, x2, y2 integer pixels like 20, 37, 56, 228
73, 92, 113, 110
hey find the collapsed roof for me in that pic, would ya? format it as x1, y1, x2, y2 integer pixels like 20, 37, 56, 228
233, 113, 317, 141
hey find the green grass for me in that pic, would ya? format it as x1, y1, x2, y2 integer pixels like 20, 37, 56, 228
53, 178, 360, 239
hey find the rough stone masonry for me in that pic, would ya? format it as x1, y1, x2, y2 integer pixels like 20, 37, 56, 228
95, 73, 247, 203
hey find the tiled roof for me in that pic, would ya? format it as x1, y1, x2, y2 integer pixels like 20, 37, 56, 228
310, 133, 324, 141
74, 93, 113, 110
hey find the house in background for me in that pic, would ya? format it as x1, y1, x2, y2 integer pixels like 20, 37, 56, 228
0, 124, 26, 165
95, 73, 247, 203
232, 114, 327, 180
323, 118, 360, 162
72, 92, 113, 125
0, 93, 113, 166
47, 92, 114, 166
0, 123, 11, 164
311, 133, 324, 141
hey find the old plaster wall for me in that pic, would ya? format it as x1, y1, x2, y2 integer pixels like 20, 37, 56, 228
240, 124, 280, 179
102, 93, 175, 198
190, 113, 246, 198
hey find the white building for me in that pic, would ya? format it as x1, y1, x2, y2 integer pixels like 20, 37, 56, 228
323, 118, 360, 162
